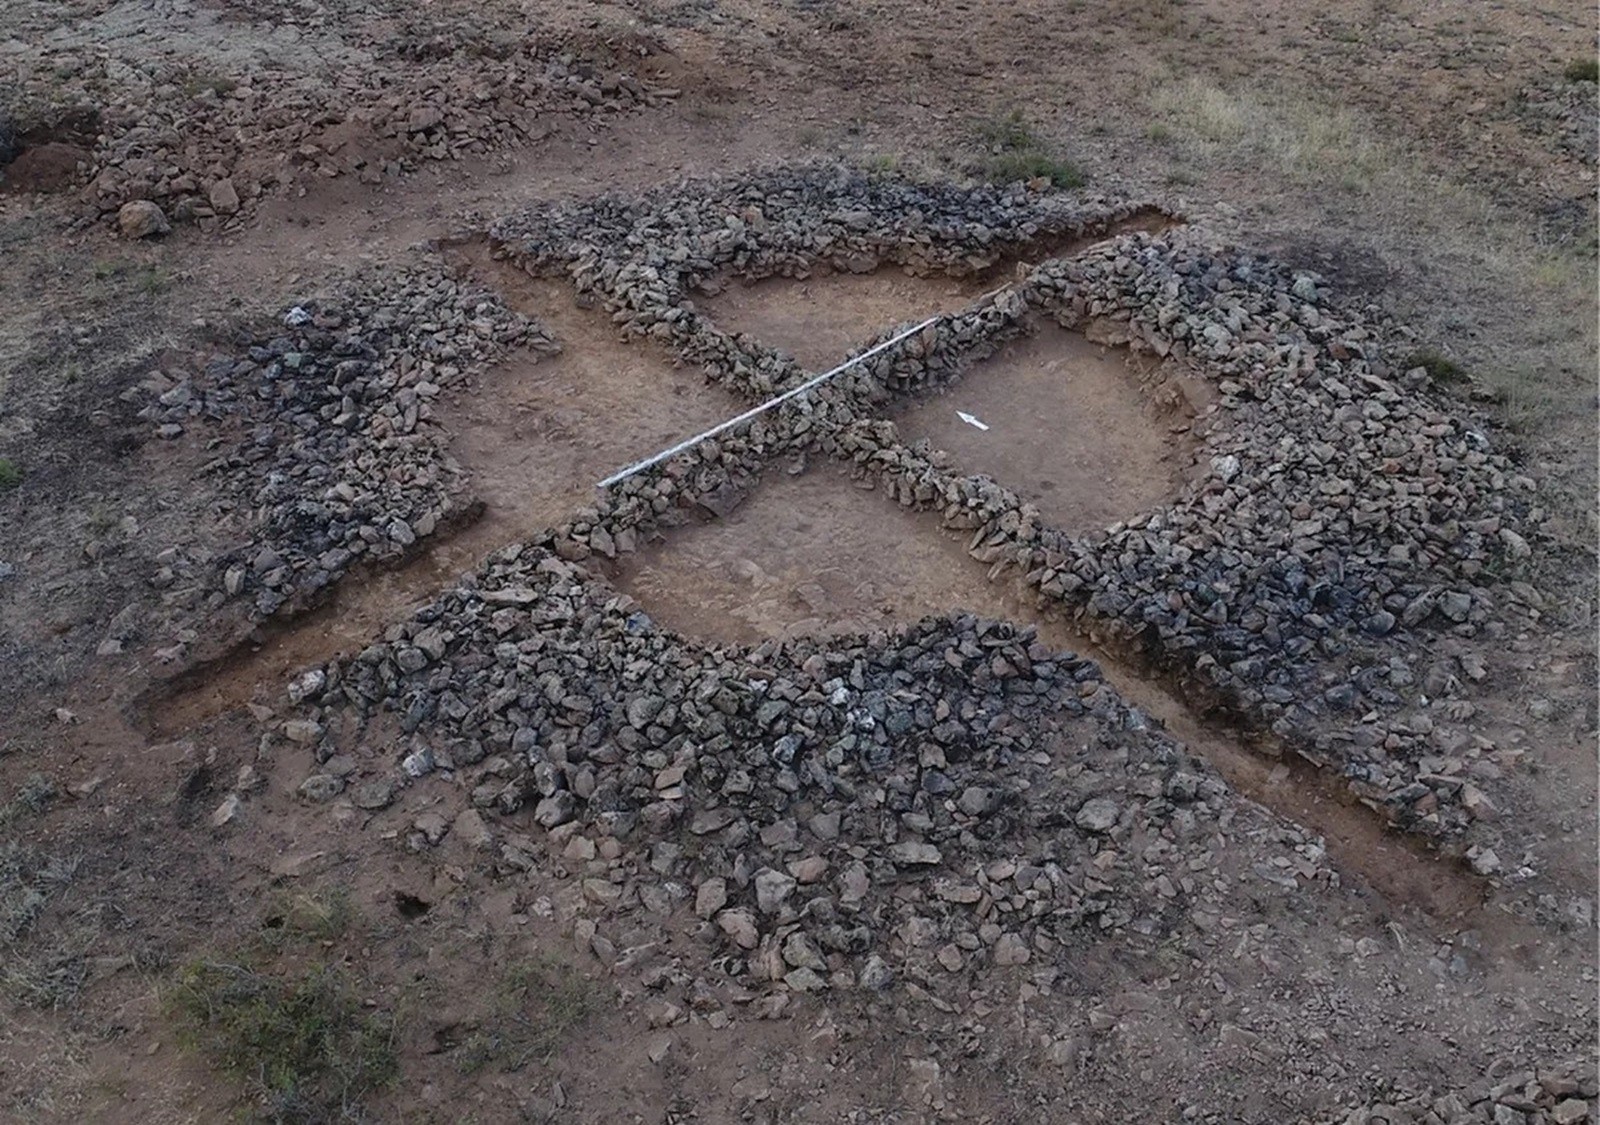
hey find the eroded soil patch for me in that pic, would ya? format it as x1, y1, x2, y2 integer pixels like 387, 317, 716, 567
696, 209, 1177, 370
892, 321, 1212, 533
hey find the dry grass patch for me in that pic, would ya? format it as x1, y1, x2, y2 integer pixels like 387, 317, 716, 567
1147, 77, 1387, 190
455, 956, 598, 1074
0, 839, 86, 1009
1144, 76, 1597, 446
161, 885, 397, 1123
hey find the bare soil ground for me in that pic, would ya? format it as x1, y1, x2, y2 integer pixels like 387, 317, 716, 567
890, 321, 1210, 533
1, 0, 1596, 1123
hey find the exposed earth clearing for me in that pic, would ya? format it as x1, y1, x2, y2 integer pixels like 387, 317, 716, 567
0, 4, 1595, 1124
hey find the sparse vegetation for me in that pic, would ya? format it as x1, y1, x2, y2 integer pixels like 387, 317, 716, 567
90, 259, 174, 295
0, 772, 57, 827
972, 109, 1085, 188
0, 841, 86, 1009
1404, 349, 1467, 384
260, 888, 352, 948
1563, 58, 1598, 83
456, 957, 596, 1074
0, 458, 21, 489
0, 840, 75, 944
166, 960, 397, 1123
182, 68, 238, 99
163, 891, 390, 1119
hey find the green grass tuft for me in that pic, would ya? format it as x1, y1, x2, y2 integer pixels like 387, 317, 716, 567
456, 957, 596, 1074
976, 108, 1042, 152
0, 458, 21, 489
166, 960, 397, 1123
1403, 349, 1468, 384
982, 150, 1085, 188
1563, 58, 1599, 83
972, 110, 1085, 188
863, 153, 900, 176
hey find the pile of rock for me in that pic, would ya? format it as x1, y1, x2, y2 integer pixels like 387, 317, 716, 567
142, 267, 547, 618
292, 543, 1332, 996
183, 166, 1537, 861
833, 242, 1538, 843
3, 17, 674, 227
1319, 1057, 1597, 1125
483, 167, 1538, 845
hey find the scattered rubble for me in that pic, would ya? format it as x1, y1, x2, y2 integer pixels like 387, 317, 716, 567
142, 267, 547, 621
0, 8, 678, 225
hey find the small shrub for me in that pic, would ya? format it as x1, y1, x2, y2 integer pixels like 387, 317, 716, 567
1404, 349, 1467, 384
182, 69, 238, 98
982, 150, 1085, 188
4, 941, 89, 1009
1564, 58, 1599, 83
166, 960, 397, 1122
976, 108, 1040, 151
0, 841, 77, 945
973, 109, 1085, 188
260, 888, 351, 948
0, 458, 21, 489
0, 773, 57, 828
0, 841, 85, 1008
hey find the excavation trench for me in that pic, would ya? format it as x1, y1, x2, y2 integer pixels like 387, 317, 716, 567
142, 228, 1487, 928
889, 318, 1217, 533
142, 262, 741, 737
695, 208, 1178, 371
609, 461, 1487, 923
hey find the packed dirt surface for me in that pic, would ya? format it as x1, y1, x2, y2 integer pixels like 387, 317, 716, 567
614, 462, 1077, 645
700, 268, 993, 371
891, 322, 1210, 533
1, 1, 1596, 1124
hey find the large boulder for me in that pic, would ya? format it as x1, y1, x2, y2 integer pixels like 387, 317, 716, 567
117, 199, 170, 239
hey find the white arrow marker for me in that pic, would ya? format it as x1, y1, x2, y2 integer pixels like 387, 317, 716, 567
956, 410, 990, 431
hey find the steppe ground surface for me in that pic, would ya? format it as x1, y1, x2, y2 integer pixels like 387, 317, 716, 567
0, 0, 1597, 1122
